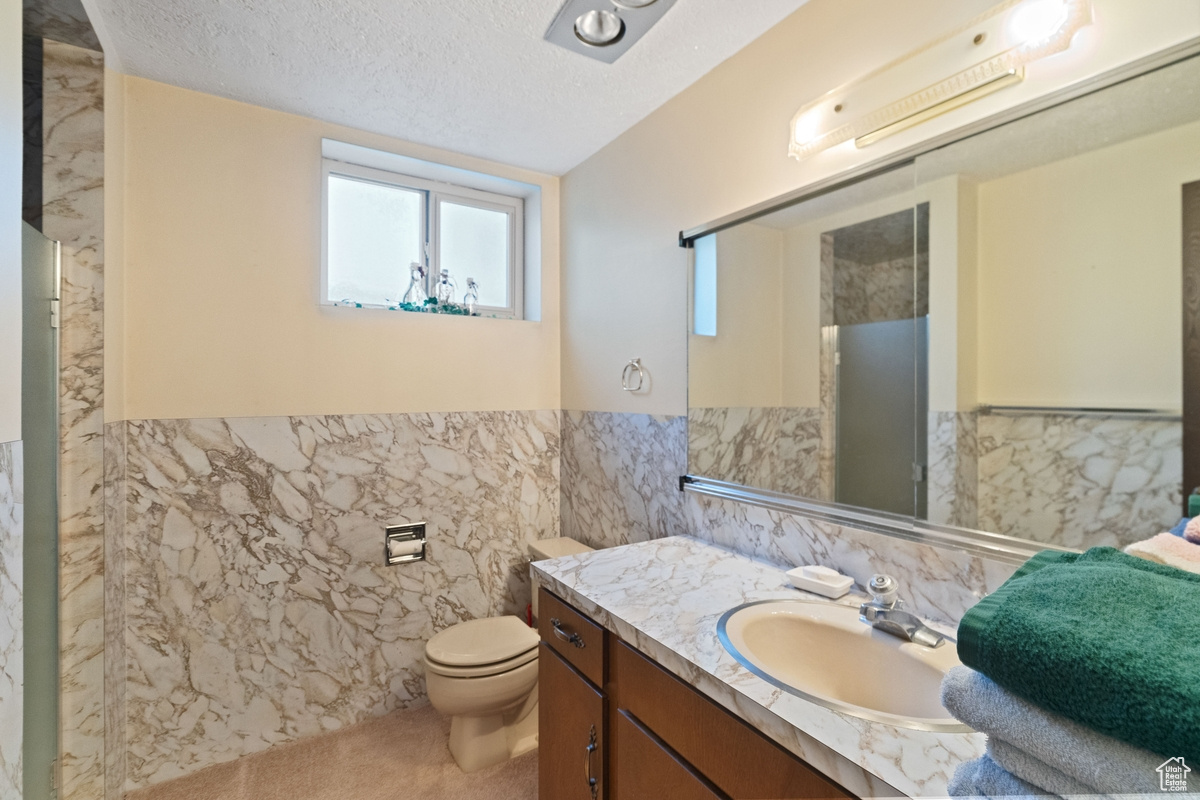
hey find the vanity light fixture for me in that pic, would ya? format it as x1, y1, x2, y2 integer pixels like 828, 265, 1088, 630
788, 0, 1092, 160
545, 0, 677, 63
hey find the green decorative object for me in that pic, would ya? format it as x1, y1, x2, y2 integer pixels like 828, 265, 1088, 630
392, 296, 479, 316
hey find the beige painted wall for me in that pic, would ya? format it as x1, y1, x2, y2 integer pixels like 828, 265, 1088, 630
976, 118, 1200, 409
688, 223, 782, 408
0, 0, 20, 442
561, 0, 1200, 416
924, 175, 979, 413
780, 225, 820, 409
112, 76, 561, 421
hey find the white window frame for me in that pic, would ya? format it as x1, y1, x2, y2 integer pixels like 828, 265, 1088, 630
321, 159, 525, 319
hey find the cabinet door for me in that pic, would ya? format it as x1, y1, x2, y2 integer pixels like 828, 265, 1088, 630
540, 644, 606, 800
614, 711, 729, 800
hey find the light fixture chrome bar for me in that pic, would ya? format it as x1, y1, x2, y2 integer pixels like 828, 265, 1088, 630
978, 404, 1182, 421
544, 0, 677, 64
854, 69, 1024, 149
681, 476, 1068, 565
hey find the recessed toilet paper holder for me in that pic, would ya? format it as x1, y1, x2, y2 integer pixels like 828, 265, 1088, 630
386, 522, 427, 565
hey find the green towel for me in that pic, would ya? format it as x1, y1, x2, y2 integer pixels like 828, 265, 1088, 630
957, 546, 1200, 762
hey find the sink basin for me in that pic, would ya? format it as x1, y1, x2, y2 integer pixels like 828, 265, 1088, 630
718, 599, 968, 731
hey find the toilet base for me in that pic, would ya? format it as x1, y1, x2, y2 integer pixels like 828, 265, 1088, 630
448, 686, 539, 773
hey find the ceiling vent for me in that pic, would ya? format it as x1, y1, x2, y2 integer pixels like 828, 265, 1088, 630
544, 0, 678, 63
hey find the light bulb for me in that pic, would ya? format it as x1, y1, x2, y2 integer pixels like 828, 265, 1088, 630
794, 114, 821, 147
1010, 0, 1070, 46
574, 9, 625, 47
612, 0, 658, 8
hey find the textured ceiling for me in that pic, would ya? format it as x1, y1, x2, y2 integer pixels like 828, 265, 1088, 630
81, 0, 809, 175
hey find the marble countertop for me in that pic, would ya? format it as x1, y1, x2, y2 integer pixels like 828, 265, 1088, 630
531, 535, 985, 799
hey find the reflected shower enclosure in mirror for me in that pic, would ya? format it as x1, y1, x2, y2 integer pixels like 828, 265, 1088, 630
686, 52, 1200, 552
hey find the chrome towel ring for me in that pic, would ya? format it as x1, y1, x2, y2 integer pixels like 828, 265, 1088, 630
621, 358, 645, 392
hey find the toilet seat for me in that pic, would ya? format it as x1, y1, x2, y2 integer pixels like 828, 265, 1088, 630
424, 615, 539, 678
425, 646, 538, 678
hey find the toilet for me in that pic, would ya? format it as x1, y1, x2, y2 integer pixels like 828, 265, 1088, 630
424, 536, 594, 772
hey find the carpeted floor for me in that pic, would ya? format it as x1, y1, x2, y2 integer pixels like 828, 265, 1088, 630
124, 705, 538, 800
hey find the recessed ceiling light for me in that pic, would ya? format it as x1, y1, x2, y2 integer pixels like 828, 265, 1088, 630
574, 9, 625, 46
546, 0, 678, 63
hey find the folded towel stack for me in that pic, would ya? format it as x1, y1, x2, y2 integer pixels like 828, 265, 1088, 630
944, 547, 1200, 798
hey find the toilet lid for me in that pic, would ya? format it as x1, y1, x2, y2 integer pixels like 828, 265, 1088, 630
425, 616, 539, 668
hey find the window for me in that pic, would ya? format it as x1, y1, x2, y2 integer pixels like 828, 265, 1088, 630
321, 142, 533, 320
692, 233, 717, 336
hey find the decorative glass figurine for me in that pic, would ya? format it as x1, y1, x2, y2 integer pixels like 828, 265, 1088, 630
435, 269, 457, 304
463, 278, 479, 315
402, 262, 427, 305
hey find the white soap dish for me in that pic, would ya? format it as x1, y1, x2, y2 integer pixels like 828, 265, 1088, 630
787, 564, 854, 599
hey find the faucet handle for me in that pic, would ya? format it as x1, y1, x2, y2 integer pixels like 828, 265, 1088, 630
868, 574, 899, 607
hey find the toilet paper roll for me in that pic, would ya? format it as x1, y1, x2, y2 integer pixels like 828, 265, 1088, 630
388, 538, 424, 559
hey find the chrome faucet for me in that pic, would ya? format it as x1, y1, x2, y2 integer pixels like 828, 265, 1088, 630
858, 574, 945, 648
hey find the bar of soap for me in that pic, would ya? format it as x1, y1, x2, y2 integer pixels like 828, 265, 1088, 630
787, 564, 854, 598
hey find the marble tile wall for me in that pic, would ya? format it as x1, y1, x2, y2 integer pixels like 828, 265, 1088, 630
818, 327, 836, 499
0, 441, 24, 800
103, 424, 126, 800
927, 411, 978, 530
687, 407, 780, 492
560, 410, 686, 549
115, 410, 559, 792
687, 407, 822, 499
977, 412, 1182, 550
832, 255, 923, 326
564, 410, 1014, 626
775, 407, 823, 498
23, 0, 102, 51
42, 38, 106, 800
682, 491, 1016, 627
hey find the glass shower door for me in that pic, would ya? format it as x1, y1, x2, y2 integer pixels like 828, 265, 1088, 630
22, 222, 60, 800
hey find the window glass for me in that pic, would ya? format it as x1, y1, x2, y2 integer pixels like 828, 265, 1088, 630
693, 233, 717, 336
326, 175, 423, 305
438, 200, 510, 309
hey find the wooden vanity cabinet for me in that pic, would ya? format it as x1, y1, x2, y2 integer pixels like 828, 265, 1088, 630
537, 589, 856, 800
540, 643, 606, 800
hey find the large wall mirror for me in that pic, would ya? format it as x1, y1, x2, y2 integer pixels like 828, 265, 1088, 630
687, 51, 1200, 552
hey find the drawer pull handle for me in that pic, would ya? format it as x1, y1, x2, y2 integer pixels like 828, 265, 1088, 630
584, 724, 598, 799
551, 617, 585, 649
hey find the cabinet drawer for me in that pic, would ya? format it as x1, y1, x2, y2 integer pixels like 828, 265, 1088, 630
540, 644, 605, 800
539, 588, 605, 686
611, 640, 852, 799
614, 710, 728, 800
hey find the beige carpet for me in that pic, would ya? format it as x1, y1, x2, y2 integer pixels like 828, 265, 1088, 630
125, 705, 538, 800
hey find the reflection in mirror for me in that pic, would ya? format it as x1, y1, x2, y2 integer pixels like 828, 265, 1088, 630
688, 53, 1200, 551
687, 166, 923, 512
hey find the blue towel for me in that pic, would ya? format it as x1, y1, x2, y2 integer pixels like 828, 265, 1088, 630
1169, 517, 1189, 537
